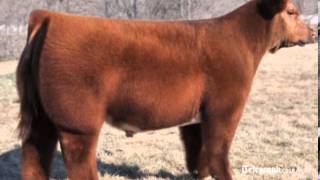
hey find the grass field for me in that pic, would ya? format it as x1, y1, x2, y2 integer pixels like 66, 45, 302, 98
0, 44, 317, 180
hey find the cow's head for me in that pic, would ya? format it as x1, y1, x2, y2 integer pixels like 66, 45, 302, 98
257, 0, 316, 53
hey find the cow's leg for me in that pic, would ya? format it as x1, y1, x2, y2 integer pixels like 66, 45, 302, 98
179, 124, 209, 179
39, 84, 105, 180
58, 129, 100, 180
201, 103, 245, 180
22, 117, 58, 180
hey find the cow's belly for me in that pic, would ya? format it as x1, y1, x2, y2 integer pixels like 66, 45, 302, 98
105, 113, 201, 137
105, 92, 202, 132
104, 65, 205, 136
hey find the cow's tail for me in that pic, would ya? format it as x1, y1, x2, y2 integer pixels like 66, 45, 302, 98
17, 15, 49, 142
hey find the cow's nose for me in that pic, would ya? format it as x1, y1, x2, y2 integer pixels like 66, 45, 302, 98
312, 29, 316, 38
309, 27, 317, 42
312, 31, 316, 39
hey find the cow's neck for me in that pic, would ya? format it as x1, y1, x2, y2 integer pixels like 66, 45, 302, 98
222, 1, 279, 72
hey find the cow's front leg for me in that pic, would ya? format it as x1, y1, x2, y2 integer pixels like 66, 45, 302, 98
180, 124, 209, 179
201, 101, 246, 180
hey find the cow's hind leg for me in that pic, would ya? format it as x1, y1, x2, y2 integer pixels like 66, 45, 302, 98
22, 115, 58, 180
58, 129, 100, 180
180, 124, 209, 179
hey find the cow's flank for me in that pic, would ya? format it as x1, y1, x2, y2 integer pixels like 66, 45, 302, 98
17, 0, 315, 179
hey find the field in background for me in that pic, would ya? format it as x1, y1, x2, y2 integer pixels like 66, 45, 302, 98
0, 44, 317, 179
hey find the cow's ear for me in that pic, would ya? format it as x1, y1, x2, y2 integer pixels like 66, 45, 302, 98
257, 0, 288, 19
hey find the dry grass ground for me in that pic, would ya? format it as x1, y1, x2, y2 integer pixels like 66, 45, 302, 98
0, 44, 317, 180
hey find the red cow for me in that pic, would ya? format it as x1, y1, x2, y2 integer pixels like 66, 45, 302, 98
17, 0, 315, 179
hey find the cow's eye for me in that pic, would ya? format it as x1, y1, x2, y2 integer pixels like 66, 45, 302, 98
287, 11, 295, 16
